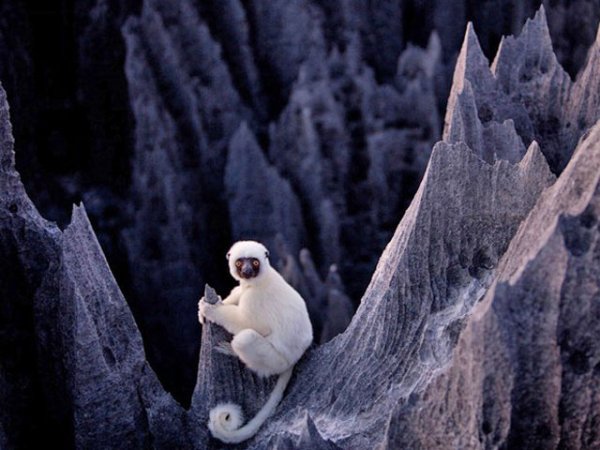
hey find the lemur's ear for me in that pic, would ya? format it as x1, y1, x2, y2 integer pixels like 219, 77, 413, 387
265, 250, 270, 259
226, 252, 231, 260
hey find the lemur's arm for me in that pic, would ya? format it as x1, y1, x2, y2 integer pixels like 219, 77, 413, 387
222, 286, 242, 305
199, 301, 271, 336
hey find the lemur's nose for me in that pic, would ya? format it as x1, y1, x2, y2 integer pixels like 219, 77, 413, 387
241, 261, 254, 278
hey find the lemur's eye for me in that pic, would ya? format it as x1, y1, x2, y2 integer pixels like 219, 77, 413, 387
235, 260, 243, 268
252, 259, 260, 268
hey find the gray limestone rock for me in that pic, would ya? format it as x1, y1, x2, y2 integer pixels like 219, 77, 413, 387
386, 120, 600, 450
248, 132, 555, 448
444, 22, 535, 152
445, 8, 600, 174
0, 76, 186, 450
38, 205, 150, 448
2, 4, 600, 450
189, 285, 279, 449
320, 266, 354, 343
121, 0, 250, 401
197, 0, 268, 120
242, 0, 325, 105
111, 1, 598, 404
268, 31, 442, 298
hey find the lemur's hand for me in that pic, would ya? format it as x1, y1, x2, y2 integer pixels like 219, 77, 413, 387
198, 297, 217, 324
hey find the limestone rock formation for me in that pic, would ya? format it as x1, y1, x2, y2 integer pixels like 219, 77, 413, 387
1, 3, 600, 450
2, 0, 597, 404
387, 120, 600, 450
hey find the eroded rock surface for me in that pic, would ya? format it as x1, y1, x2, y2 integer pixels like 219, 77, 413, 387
1, 4, 600, 450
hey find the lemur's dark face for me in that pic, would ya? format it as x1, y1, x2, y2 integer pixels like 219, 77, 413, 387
234, 257, 261, 279
226, 241, 270, 282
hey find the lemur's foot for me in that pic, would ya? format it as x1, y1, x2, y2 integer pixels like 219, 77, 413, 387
215, 341, 235, 356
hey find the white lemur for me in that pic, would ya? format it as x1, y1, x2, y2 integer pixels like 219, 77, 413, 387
198, 240, 313, 443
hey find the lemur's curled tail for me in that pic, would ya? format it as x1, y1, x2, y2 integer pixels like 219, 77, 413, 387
208, 367, 294, 443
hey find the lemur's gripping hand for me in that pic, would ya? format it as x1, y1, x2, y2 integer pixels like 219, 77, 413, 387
198, 295, 222, 325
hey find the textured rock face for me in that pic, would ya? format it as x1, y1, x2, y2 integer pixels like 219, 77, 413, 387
247, 140, 555, 449
0, 86, 186, 448
385, 123, 600, 450
38, 205, 150, 448
1, 3, 600, 450
2, 0, 599, 402
0, 84, 62, 450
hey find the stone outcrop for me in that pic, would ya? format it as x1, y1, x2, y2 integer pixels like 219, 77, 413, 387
1, 0, 597, 403
1, 3, 600, 450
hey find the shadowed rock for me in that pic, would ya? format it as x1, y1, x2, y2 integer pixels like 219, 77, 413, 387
0, 82, 65, 448
38, 205, 150, 448
2, 5, 600, 450
121, 0, 250, 402
274, 237, 353, 342
225, 122, 307, 263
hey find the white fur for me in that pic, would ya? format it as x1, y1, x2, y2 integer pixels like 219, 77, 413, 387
198, 240, 313, 443
209, 403, 244, 432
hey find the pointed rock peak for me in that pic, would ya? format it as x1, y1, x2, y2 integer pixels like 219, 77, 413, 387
422, 31, 442, 77
68, 203, 90, 230
428, 30, 441, 54
492, 5, 557, 80
228, 122, 263, 163
326, 264, 343, 289
445, 23, 495, 135
520, 5, 552, 48
520, 140, 541, 165
297, 412, 342, 449
535, 4, 548, 28
64, 202, 117, 272
455, 22, 490, 78
518, 141, 555, 182
203, 284, 220, 305
444, 78, 484, 149
225, 121, 275, 199
230, 121, 253, 146
464, 22, 477, 44
493, 5, 550, 53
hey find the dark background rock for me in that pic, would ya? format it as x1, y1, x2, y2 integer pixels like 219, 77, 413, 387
0, 1, 600, 448
0, 84, 63, 449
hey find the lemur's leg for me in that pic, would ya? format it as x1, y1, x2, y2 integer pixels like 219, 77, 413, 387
231, 329, 290, 377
